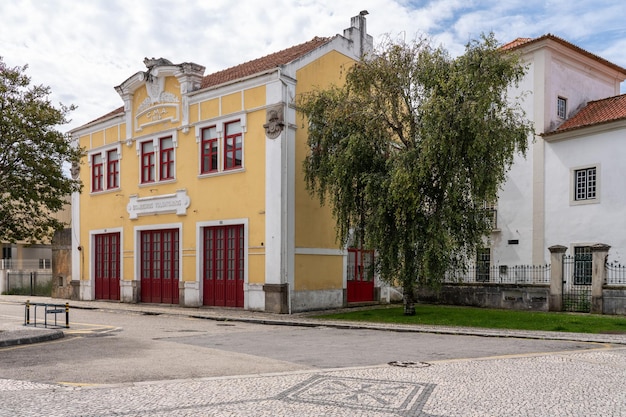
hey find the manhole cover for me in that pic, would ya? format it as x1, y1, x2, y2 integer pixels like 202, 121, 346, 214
388, 361, 431, 368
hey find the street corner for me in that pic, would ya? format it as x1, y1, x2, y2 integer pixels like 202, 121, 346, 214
0, 323, 64, 348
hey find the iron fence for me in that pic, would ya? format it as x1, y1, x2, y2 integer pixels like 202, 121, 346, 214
605, 261, 626, 286
443, 264, 550, 285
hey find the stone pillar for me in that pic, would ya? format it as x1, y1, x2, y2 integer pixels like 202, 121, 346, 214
263, 283, 289, 314
590, 243, 610, 314
548, 245, 567, 312
51, 228, 72, 299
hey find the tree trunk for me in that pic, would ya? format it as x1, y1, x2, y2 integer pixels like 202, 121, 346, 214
403, 285, 416, 316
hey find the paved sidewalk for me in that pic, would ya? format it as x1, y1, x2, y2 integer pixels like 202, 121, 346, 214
2, 294, 626, 347
2, 346, 626, 416
2, 295, 626, 416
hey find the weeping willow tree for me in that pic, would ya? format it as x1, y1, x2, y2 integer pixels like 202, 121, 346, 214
298, 34, 533, 314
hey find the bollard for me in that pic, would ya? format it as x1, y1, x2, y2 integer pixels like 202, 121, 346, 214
25, 299, 30, 325
65, 302, 70, 328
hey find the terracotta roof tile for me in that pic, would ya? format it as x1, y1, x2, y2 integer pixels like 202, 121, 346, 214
500, 38, 533, 51
200, 36, 331, 89
545, 94, 626, 136
78, 36, 332, 129
501, 34, 626, 75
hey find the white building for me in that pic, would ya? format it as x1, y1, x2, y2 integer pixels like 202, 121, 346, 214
490, 35, 626, 267
543, 94, 626, 262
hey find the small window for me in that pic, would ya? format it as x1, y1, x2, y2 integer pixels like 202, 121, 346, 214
92, 153, 104, 192
557, 96, 567, 119
483, 201, 497, 229
159, 136, 175, 181
107, 149, 120, 189
574, 167, 596, 201
224, 121, 243, 170
201, 126, 219, 173
141, 141, 155, 184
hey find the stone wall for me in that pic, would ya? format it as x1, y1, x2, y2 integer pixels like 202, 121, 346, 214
418, 284, 550, 311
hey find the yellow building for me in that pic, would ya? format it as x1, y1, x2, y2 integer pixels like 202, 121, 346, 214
70, 13, 383, 312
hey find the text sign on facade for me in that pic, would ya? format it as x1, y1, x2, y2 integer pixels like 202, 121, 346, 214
127, 189, 190, 219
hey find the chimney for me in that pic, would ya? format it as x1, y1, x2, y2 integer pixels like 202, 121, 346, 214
343, 10, 374, 58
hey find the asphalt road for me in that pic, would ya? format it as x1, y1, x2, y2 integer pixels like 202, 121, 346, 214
0, 300, 600, 385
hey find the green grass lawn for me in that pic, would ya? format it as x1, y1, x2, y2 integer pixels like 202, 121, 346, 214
314, 304, 626, 334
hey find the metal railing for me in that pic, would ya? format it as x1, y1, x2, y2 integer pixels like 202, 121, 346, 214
24, 300, 70, 328
0, 259, 51, 270
443, 264, 550, 285
605, 261, 626, 286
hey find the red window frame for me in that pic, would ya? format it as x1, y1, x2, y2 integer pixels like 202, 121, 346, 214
141, 141, 155, 184
159, 136, 174, 181
106, 149, 119, 189
224, 121, 242, 170
92, 153, 103, 192
201, 126, 219, 173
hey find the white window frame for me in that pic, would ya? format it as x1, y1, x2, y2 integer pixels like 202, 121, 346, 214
87, 144, 122, 194
135, 130, 178, 186
570, 164, 600, 206
557, 96, 567, 119
195, 113, 247, 177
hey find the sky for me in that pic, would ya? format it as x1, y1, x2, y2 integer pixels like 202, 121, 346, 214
2, 0, 626, 132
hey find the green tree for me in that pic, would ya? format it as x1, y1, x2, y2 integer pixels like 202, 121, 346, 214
0, 57, 82, 243
298, 34, 533, 314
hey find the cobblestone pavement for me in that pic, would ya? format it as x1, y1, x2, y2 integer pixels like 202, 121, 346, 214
1, 347, 626, 416
2, 295, 626, 416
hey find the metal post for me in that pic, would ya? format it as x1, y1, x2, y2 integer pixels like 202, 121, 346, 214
65, 303, 70, 328
25, 299, 30, 325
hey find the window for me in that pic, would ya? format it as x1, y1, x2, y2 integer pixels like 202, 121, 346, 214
476, 248, 491, 282
197, 118, 245, 175
483, 200, 497, 229
141, 141, 155, 183
574, 167, 596, 201
574, 246, 592, 285
224, 121, 243, 170
159, 136, 174, 180
557, 96, 567, 119
201, 126, 219, 173
92, 153, 104, 192
107, 149, 119, 189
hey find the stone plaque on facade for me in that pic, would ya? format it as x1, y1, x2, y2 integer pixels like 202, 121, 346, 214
127, 189, 190, 219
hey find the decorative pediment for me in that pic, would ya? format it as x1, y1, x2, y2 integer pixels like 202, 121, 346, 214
114, 58, 205, 139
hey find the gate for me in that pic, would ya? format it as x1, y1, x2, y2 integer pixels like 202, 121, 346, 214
562, 253, 592, 312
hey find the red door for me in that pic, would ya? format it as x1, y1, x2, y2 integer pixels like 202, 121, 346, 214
203, 225, 244, 307
347, 248, 375, 303
94, 232, 120, 300
140, 229, 179, 304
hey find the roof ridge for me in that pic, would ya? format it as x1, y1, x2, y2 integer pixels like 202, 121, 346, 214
200, 35, 332, 89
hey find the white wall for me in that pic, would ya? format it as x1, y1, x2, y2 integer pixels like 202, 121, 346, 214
493, 39, 624, 266
545, 126, 626, 262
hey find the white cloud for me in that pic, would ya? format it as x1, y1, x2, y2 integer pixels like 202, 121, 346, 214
1, 0, 624, 130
